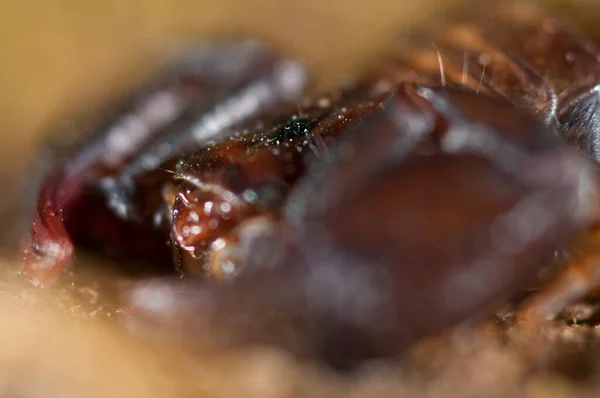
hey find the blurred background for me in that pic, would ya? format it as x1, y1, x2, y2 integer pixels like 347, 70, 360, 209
2, 0, 600, 397
0, 0, 466, 181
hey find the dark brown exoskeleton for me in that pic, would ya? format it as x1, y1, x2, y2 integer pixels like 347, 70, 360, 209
377, 1, 600, 324
18, 2, 600, 368
21, 40, 309, 283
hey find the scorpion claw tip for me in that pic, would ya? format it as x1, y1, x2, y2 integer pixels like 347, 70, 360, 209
20, 237, 73, 286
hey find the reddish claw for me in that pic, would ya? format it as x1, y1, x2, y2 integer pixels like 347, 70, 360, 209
21, 173, 75, 285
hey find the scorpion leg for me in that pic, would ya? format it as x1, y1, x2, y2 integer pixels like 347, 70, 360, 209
97, 43, 307, 222
518, 225, 600, 324
21, 40, 308, 285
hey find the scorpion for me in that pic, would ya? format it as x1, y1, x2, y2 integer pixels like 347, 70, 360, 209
19, 2, 600, 368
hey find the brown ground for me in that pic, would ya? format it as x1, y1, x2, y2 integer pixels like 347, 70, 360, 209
3, 0, 600, 397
